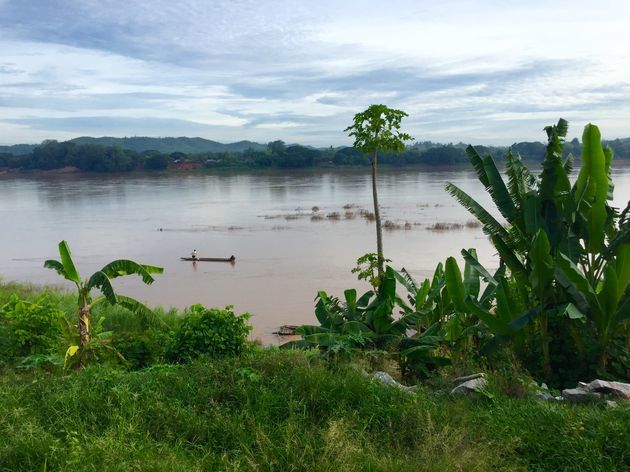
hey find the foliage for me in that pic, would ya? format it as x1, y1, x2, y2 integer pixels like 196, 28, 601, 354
446, 120, 629, 383
351, 252, 391, 290
289, 266, 448, 379
0, 350, 628, 471
344, 104, 414, 155
167, 305, 252, 362
0, 294, 65, 362
44, 240, 163, 362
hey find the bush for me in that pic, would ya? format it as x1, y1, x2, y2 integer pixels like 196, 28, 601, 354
0, 294, 65, 362
167, 305, 251, 362
111, 333, 159, 370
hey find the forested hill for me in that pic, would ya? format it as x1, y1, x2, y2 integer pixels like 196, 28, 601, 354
67, 136, 268, 154
1, 136, 628, 173
0, 143, 37, 155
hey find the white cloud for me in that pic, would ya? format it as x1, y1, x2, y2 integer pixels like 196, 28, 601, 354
0, 0, 629, 145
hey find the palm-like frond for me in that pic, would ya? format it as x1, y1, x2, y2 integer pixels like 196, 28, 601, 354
466, 145, 490, 188
445, 183, 510, 240
43, 259, 71, 281
564, 154, 574, 174
115, 295, 154, 318
87, 271, 117, 304
99, 260, 163, 285
481, 154, 519, 222
505, 150, 535, 210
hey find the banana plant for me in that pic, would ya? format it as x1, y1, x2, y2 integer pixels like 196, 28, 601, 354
555, 241, 629, 370
289, 267, 447, 375
446, 120, 628, 374
294, 267, 421, 349
395, 249, 503, 344
44, 240, 163, 356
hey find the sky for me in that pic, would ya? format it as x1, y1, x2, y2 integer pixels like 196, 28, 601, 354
0, 0, 629, 146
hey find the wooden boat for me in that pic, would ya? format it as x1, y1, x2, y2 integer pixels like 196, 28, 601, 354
181, 255, 236, 262
273, 325, 299, 336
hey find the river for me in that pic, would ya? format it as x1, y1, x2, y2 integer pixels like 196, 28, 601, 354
1, 165, 629, 343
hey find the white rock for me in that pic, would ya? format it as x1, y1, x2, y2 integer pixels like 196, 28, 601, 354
535, 392, 556, 401
370, 371, 415, 393
586, 380, 630, 400
561, 388, 602, 403
451, 377, 488, 395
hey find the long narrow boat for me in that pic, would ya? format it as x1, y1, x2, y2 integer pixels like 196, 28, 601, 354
180, 256, 236, 262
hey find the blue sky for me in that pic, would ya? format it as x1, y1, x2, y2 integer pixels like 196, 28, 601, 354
0, 0, 629, 145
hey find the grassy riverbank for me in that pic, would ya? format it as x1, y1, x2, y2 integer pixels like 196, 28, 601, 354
0, 281, 629, 471
2, 350, 629, 471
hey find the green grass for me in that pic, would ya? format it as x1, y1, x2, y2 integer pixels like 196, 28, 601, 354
0, 280, 628, 471
0, 349, 628, 471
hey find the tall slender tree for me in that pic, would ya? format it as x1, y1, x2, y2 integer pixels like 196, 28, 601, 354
345, 104, 413, 282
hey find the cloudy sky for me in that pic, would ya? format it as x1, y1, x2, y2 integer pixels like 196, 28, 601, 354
1, 0, 629, 146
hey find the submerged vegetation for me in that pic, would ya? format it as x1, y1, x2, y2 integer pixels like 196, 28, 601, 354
0, 116, 628, 470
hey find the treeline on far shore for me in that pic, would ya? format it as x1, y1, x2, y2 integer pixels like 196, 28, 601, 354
1, 136, 629, 173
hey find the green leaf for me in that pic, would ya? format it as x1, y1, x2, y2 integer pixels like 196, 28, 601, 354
86, 271, 117, 305
491, 235, 527, 283
465, 298, 512, 336
614, 291, 630, 324
481, 153, 518, 223
598, 264, 619, 327
43, 259, 69, 281
555, 253, 600, 318
115, 295, 154, 318
615, 244, 629, 298
463, 248, 480, 298
99, 259, 163, 285
576, 124, 609, 253
57, 241, 81, 284
445, 257, 466, 312
563, 303, 585, 320
507, 307, 540, 332
445, 183, 511, 241
461, 249, 497, 285
296, 325, 330, 336
370, 298, 394, 334
528, 229, 554, 296
341, 321, 373, 334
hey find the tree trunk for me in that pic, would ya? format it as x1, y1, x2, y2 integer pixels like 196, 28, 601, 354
79, 297, 91, 349
371, 150, 384, 280
540, 313, 552, 378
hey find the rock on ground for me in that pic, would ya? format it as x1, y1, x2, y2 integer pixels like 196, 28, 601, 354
451, 377, 488, 395
586, 380, 630, 400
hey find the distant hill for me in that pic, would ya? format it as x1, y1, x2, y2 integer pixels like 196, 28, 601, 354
67, 136, 267, 154
0, 144, 37, 155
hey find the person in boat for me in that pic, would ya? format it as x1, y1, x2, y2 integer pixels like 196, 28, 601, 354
191, 249, 198, 261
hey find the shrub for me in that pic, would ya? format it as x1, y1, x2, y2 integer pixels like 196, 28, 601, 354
167, 305, 251, 362
0, 294, 65, 362
111, 332, 160, 370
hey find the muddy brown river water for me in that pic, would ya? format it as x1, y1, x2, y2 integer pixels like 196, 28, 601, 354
1, 166, 629, 343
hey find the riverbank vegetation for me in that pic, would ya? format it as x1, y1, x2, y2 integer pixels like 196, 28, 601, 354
293, 119, 628, 388
0, 117, 628, 470
1, 133, 629, 173
0, 281, 627, 470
